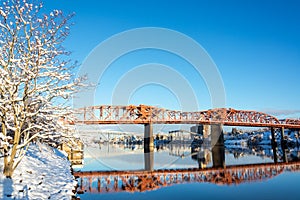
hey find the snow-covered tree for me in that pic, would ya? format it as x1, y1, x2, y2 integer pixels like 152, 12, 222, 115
0, 0, 82, 177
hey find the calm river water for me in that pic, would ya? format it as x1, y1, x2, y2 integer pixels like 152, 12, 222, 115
73, 140, 300, 200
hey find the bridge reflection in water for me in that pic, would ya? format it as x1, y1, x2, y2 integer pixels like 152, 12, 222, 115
74, 144, 300, 194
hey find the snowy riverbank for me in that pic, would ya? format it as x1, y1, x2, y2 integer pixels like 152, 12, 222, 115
0, 143, 77, 199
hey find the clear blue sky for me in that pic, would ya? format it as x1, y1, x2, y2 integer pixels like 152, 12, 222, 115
44, 0, 300, 118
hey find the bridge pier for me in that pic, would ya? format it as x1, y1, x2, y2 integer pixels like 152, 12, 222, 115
271, 127, 276, 146
144, 123, 154, 152
144, 150, 154, 171
144, 123, 154, 171
190, 124, 210, 139
282, 147, 288, 163
279, 127, 289, 163
280, 127, 285, 148
271, 127, 278, 163
212, 145, 225, 168
272, 142, 278, 164
211, 124, 224, 147
211, 124, 225, 168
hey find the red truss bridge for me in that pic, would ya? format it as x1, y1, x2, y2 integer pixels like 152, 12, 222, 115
74, 105, 300, 129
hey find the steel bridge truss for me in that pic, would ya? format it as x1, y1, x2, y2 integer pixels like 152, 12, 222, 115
74, 105, 300, 128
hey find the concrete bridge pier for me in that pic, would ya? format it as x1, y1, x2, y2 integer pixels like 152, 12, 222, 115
212, 145, 225, 168
272, 142, 278, 163
280, 127, 289, 163
211, 124, 225, 147
144, 123, 154, 171
271, 127, 276, 146
211, 124, 225, 168
144, 150, 154, 171
280, 127, 285, 148
271, 127, 278, 163
282, 147, 288, 163
144, 123, 154, 150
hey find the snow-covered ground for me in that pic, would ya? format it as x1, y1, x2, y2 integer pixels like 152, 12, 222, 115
0, 143, 77, 199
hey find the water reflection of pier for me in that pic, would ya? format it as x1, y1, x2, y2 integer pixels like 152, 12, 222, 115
74, 161, 300, 194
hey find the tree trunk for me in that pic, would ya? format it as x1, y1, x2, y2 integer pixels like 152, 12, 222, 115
3, 155, 14, 178
1, 122, 14, 178
3, 129, 20, 178
3, 143, 15, 178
